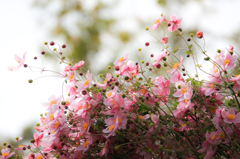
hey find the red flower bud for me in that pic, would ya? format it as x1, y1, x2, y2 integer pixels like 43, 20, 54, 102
196, 31, 203, 39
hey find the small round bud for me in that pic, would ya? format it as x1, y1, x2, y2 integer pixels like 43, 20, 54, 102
126, 115, 130, 119
3, 142, 7, 146
116, 74, 119, 77
50, 41, 55, 46
59, 52, 62, 55
99, 74, 103, 78
61, 101, 66, 105
34, 57, 37, 60
7, 144, 11, 149
40, 114, 43, 116
115, 146, 119, 150
150, 54, 154, 57
145, 27, 149, 31
41, 51, 45, 55
148, 148, 152, 153
204, 57, 210, 61
62, 44, 66, 48
44, 42, 48, 45
111, 86, 114, 89
79, 72, 83, 76
178, 85, 181, 89
36, 123, 40, 126
164, 63, 167, 67
162, 57, 167, 61
146, 62, 149, 66
190, 33, 194, 37
138, 48, 142, 51
114, 66, 119, 71
135, 62, 138, 65
159, 145, 163, 150
230, 50, 233, 55
150, 123, 154, 127
149, 68, 152, 71
187, 38, 191, 42
122, 94, 126, 98
115, 81, 119, 86
195, 74, 198, 77
82, 90, 87, 95
68, 62, 72, 66
183, 73, 186, 76
124, 76, 129, 80
141, 60, 144, 64
108, 66, 111, 69
168, 23, 171, 27
138, 77, 143, 81
187, 54, 190, 58
145, 42, 150, 46
217, 49, 221, 53
196, 31, 203, 39
28, 79, 33, 83
156, 64, 161, 69
24, 64, 28, 68
23, 147, 26, 150
30, 139, 35, 143
65, 106, 68, 109
27, 145, 31, 149
178, 28, 182, 32
53, 48, 57, 51
182, 68, 185, 71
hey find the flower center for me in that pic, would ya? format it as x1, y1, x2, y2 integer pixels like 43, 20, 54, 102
49, 113, 54, 120
211, 134, 216, 140
224, 59, 230, 65
154, 19, 160, 24
109, 124, 115, 131
173, 63, 179, 69
227, 114, 236, 120
181, 123, 186, 127
181, 88, 187, 94
184, 98, 188, 103
54, 121, 61, 129
83, 123, 88, 130
118, 57, 124, 62
218, 132, 225, 139
50, 100, 57, 106
37, 155, 43, 159
107, 92, 112, 97
84, 80, 90, 86
69, 74, 74, 81
2, 152, 9, 157
83, 140, 89, 147
114, 118, 122, 124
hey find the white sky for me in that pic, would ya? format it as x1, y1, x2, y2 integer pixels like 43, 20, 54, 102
0, 0, 240, 143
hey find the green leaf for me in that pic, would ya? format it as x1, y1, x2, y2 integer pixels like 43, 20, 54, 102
188, 44, 193, 49
138, 104, 148, 113
173, 99, 179, 107
169, 121, 173, 128
186, 50, 191, 55
173, 49, 177, 53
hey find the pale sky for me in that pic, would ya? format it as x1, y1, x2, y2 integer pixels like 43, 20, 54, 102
1, 0, 240, 143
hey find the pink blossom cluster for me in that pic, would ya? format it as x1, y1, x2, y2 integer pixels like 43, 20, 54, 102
3, 14, 240, 159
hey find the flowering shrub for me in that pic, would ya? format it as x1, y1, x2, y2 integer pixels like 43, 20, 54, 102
3, 13, 240, 159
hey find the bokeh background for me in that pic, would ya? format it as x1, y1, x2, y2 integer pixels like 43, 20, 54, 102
1, 0, 240, 153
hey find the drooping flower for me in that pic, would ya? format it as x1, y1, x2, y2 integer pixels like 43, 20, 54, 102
33, 133, 44, 147
8, 52, 27, 71
151, 15, 165, 30
196, 31, 203, 38
0, 149, 15, 159
168, 14, 182, 32
114, 53, 129, 67
72, 60, 84, 70
168, 55, 184, 74
161, 36, 168, 44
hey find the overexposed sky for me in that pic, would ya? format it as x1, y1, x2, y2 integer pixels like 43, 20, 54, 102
0, 0, 240, 144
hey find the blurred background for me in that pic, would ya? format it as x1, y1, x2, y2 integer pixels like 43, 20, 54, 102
1, 0, 240, 153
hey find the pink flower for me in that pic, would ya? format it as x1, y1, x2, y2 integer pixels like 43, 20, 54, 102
15, 137, 23, 142
222, 108, 240, 124
0, 149, 15, 159
168, 55, 184, 74
72, 60, 84, 70
152, 50, 168, 67
76, 71, 93, 91
151, 15, 165, 30
41, 95, 61, 110
114, 53, 129, 67
161, 36, 168, 44
222, 52, 237, 70
168, 14, 182, 32
196, 31, 203, 38
33, 133, 44, 147
95, 73, 112, 89
170, 70, 184, 83
8, 52, 27, 71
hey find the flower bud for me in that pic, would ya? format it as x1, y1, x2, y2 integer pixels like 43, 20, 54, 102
36, 123, 40, 126
163, 57, 167, 61
141, 60, 144, 64
217, 49, 221, 53
190, 33, 194, 37
230, 50, 233, 55
28, 79, 33, 83
7, 144, 11, 148
50, 41, 55, 46
178, 28, 182, 32
196, 31, 203, 39
41, 51, 45, 55
114, 66, 119, 71
122, 94, 126, 98
124, 76, 129, 80
62, 44, 66, 48
138, 48, 142, 51
53, 48, 57, 51
115, 146, 119, 150
44, 42, 48, 45
204, 57, 210, 61
108, 66, 111, 69
61, 101, 66, 105
187, 38, 191, 42
145, 42, 150, 46
3, 142, 7, 146
30, 139, 35, 143
145, 27, 149, 31
127, 115, 130, 119
24, 64, 28, 68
